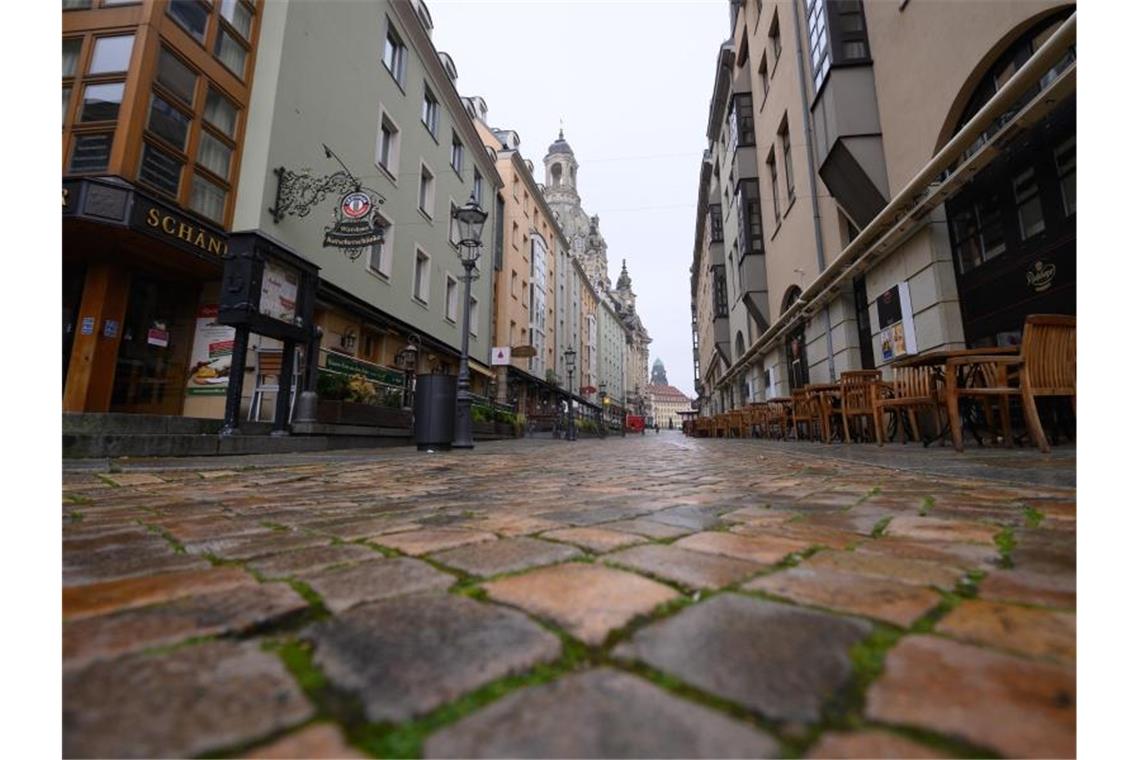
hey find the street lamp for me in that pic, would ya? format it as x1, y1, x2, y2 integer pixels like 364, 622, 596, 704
564, 348, 577, 442
599, 381, 608, 439
451, 193, 488, 449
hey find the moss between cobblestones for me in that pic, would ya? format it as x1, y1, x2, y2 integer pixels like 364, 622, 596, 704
909, 590, 964, 634
870, 516, 893, 538
847, 486, 883, 512
994, 527, 1017, 568
140, 521, 187, 554
1022, 504, 1046, 528
95, 473, 122, 487
64, 492, 93, 505
918, 495, 936, 516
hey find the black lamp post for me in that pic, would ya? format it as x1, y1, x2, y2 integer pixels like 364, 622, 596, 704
451, 194, 488, 449
564, 348, 577, 441
599, 381, 608, 439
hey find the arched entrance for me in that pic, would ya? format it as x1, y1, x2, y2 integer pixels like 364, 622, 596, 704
944, 11, 1075, 347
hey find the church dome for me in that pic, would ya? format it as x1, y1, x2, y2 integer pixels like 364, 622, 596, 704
547, 128, 573, 157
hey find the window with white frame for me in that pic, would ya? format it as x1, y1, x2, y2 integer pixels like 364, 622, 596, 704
421, 84, 439, 137
377, 112, 399, 177
382, 20, 406, 86
449, 200, 459, 246
367, 213, 393, 276
469, 296, 479, 337
418, 163, 434, 217
445, 274, 458, 322
473, 169, 483, 206
413, 250, 430, 303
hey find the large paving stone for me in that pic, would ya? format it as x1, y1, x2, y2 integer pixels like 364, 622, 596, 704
803, 549, 964, 589
64, 546, 210, 585
614, 594, 871, 722
744, 566, 941, 627
429, 537, 582, 577
244, 723, 366, 758
598, 518, 692, 539
63, 566, 256, 621
644, 505, 723, 531
978, 567, 1076, 609
63, 583, 309, 668
301, 557, 454, 612
484, 563, 678, 645
63, 640, 314, 758
305, 593, 560, 722
675, 531, 810, 564
540, 526, 648, 553
184, 531, 332, 560
605, 543, 761, 590
424, 668, 780, 758
935, 598, 1075, 662
369, 528, 498, 556
886, 515, 998, 544
807, 730, 948, 758
246, 544, 380, 578
865, 635, 1075, 758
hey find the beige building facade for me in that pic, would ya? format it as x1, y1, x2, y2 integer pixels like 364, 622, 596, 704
692, 0, 1075, 414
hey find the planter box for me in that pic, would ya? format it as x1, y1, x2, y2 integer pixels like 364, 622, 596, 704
317, 400, 411, 429
473, 421, 495, 436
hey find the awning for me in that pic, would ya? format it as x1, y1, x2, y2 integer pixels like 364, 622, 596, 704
469, 359, 494, 379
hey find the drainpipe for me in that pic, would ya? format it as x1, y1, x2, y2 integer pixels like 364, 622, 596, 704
791, 0, 836, 381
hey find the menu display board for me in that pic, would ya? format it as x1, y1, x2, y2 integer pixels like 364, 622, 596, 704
186, 304, 236, 396
259, 261, 299, 324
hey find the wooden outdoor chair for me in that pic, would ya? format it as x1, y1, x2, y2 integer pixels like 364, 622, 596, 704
248, 347, 303, 423
714, 413, 730, 438
873, 365, 945, 446
946, 314, 1075, 453
791, 388, 822, 441
766, 399, 793, 440
839, 370, 883, 443
728, 409, 747, 438
807, 384, 843, 444
749, 404, 768, 439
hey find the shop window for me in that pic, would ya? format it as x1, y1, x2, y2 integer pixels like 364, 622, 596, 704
1012, 167, 1045, 240
951, 192, 1006, 275
147, 93, 191, 150
138, 142, 183, 197
156, 47, 197, 106
89, 35, 134, 75
189, 174, 226, 223
168, 0, 210, 43
69, 133, 113, 173
80, 82, 124, 122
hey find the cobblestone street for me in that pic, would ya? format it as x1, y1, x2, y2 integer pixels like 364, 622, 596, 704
62, 434, 1076, 758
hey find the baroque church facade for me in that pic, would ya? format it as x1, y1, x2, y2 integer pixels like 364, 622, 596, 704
543, 131, 652, 411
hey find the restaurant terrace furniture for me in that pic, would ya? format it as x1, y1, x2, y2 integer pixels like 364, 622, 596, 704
748, 403, 769, 439
248, 347, 303, 423
714, 413, 730, 438
729, 409, 748, 438
806, 383, 843, 444
765, 397, 794, 439
945, 314, 1076, 453
872, 365, 945, 446
791, 388, 822, 441
839, 370, 883, 443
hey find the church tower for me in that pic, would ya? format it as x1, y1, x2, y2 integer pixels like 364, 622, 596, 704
542, 129, 610, 292
543, 129, 579, 206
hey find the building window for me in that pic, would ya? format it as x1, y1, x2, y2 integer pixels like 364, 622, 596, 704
220, 0, 253, 40
63, 38, 82, 78
368, 214, 393, 276
735, 92, 755, 147
806, 0, 870, 92
736, 179, 763, 254
197, 131, 231, 178
769, 12, 781, 65
421, 85, 439, 137
713, 265, 729, 318
89, 34, 134, 75
414, 250, 430, 303
758, 55, 769, 105
445, 274, 458, 321
156, 47, 197, 106
806, 0, 830, 91
470, 297, 479, 336
69, 133, 113, 173
214, 28, 248, 78
147, 93, 192, 150
1012, 167, 1045, 240
473, 169, 483, 206
448, 200, 460, 246
511, 269, 518, 299
80, 82, 124, 122
189, 174, 226, 223
450, 132, 463, 175
767, 149, 780, 221
950, 193, 1006, 275
138, 142, 183, 197
708, 203, 724, 242
167, 0, 210, 43
377, 113, 399, 176
511, 221, 519, 249
780, 118, 794, 203
1054, 136, 1076, 217
726, 100, 739, 157
418, 164, 435, 217
204, 88, 238, 137
382, 21, 407, 86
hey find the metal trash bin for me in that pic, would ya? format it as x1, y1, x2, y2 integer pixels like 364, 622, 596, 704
413, 373, 456, 451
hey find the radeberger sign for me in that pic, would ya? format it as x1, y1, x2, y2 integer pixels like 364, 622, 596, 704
324, 189, 385, 258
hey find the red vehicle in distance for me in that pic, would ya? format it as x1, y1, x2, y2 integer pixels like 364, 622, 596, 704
626, 414, 646, 434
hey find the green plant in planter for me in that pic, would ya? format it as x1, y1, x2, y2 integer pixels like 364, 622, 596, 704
379, 386, 404, 409
471, 405, 492, 423
317, 372, 349, 401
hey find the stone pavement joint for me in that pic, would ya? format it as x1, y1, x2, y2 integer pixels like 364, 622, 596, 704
61, 436, 1075, 757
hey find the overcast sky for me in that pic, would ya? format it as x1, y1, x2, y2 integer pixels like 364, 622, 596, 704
430, 0, 730, 397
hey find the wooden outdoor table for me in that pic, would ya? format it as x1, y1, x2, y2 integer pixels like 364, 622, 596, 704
805, 384, 841, 443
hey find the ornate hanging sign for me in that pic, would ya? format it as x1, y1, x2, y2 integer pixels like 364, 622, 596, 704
323, 188, 386, 259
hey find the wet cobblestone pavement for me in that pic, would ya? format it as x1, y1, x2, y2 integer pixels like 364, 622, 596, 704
62, 434, 1076, 758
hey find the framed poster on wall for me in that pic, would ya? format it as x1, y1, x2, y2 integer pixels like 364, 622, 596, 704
877, 282, 917, 362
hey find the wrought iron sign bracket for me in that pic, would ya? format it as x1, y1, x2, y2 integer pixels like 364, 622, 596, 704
268, 167, 359, 224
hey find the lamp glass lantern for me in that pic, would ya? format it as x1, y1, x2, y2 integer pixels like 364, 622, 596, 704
564, 348, 576, 375
454, 194, 488, 263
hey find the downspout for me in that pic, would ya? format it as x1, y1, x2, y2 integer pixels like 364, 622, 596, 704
791, 0, 836, 381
